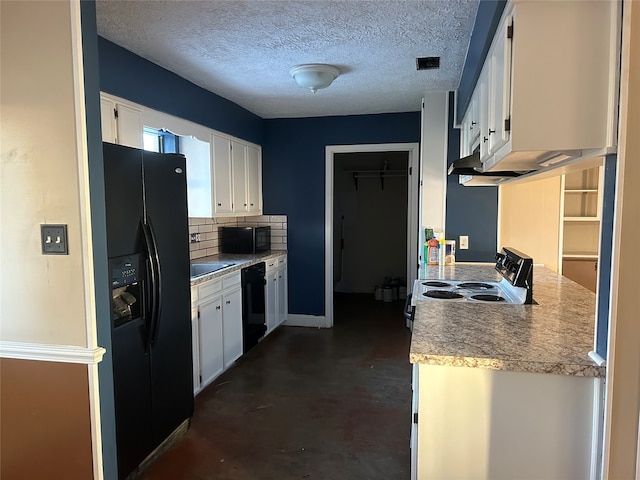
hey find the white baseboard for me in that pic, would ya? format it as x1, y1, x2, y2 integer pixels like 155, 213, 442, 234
283, 314, 330, 328
0, 341, 106, 364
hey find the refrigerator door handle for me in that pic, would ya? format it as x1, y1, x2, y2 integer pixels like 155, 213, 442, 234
141, 219, 162, 346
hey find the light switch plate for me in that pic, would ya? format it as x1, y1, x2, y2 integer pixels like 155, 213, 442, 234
459, 235, 469, 250
41, 224, 68, 255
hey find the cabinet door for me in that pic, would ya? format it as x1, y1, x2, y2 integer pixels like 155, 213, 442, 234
488, 14, 512, 155
231, 141, 247, 213
222, 287, 243, 368
461, 93, 480, 157
212, 134, 233, 214
266, 270, 277, 334
198, 296, 224, 389
246, 146, 262, 213
276, 267, 287, 326
116, 103, 142, 149
478, 68, 491, 161
181, 135, 212, 218
191, 307, 200, 395
562, 258, 598, 293
100, 96, 117, 143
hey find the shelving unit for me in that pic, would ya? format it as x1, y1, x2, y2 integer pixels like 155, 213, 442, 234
559, 165, 603, 291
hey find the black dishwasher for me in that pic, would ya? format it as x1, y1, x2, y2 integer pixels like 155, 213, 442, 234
241, 262, 267, 353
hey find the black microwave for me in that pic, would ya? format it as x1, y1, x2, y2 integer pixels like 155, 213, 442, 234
220, 226, 271, 254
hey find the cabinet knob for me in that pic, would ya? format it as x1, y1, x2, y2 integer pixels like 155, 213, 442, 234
217, 203, 222, 206
488, 129, 495, 135
226, 300, 231, 304
483, 136, 488, 143
250, 203, 254, 206
216, 305, 221, 310
470, 121, 477, 129
244, 203, 247, 207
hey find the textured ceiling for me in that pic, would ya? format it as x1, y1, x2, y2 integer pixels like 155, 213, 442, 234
96, 0, 479, 119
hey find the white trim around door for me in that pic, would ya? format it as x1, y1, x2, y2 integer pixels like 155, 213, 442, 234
324, 143, 420, 327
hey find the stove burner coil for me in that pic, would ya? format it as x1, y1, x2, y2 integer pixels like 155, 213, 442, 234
423, 290, 463, 300
471, 294, 505, 302
457, 282, 495, 290
422, 281, 451, 287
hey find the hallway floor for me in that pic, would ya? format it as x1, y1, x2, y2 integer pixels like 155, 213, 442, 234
141, 293, 412, 480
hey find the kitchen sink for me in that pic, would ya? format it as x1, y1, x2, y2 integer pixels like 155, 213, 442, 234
190, 262, 235, 278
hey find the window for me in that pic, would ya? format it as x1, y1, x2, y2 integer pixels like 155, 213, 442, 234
143, 128, 162, 152
142, 128, 179, 153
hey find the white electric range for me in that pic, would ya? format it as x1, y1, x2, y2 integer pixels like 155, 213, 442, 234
404, 247, 534, 326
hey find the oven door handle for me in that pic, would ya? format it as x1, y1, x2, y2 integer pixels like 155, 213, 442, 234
403, 293, 415, 321
141, 218, 162, 346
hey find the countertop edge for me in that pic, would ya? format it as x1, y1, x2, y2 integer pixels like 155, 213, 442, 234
409, 353, 606, 378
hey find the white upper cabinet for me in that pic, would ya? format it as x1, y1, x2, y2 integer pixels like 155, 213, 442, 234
486, 14, 512, 158
231, 140, 247, 213
180, 135, 212, 218
246, 145, 262, 213
465, 0, 619, 173
478, 67, 490, 161
211, 134, 263, 217
212, 134, 234, 214
100, 94, 142, 148
100, 92, 263, 218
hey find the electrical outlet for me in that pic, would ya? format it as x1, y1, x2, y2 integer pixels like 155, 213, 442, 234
41, 224, 68, 255
459, 235, 469, 250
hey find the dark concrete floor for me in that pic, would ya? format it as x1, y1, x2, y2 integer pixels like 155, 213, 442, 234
141, 293, 412, 480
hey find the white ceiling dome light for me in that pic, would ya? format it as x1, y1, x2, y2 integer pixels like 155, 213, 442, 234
289, 64, 341, 93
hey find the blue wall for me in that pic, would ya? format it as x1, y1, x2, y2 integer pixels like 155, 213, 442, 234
263, 113, 421, 316
81, 3, 118, 478
445, 92, 498, 261
596, 154, 617, 357
97, 37, 263, 145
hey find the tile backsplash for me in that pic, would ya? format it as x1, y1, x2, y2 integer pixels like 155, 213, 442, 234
188, 215, 287, 260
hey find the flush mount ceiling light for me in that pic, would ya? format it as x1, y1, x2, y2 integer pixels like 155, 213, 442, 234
289, 64, 341, 93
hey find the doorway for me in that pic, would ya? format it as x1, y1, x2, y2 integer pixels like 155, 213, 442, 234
325, 143, 420, 327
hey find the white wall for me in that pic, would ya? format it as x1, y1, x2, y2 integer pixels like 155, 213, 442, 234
498, 176, 562, 272
1, 1, 89, 346
420, 92, 449, 235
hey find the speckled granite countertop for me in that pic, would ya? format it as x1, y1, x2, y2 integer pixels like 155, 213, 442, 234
410, 263, 605, 377
190, 251, 286, 286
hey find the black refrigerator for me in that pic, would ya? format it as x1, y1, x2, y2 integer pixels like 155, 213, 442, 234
103, 142, 194, 479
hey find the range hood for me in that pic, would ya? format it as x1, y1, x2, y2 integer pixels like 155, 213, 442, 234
448, 151, 530, 187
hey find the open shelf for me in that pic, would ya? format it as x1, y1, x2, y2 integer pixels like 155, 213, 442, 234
559, 165, 602, 290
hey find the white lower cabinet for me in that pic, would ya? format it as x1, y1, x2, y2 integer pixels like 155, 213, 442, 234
412, 364, 599, 479
276, 261, 287, 326
266, 269, 278, 334
198, 296, 224, 389
265, 254, 287, 335
192, 272, 243, 394
221, 286, 243, 369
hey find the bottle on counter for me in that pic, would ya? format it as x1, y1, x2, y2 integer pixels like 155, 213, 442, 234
438, 236, 446, 266
427, 237, 439, 265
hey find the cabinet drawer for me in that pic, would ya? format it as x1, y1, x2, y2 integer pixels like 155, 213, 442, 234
198, 279, 222, 300
277, 255, 287, 268
222, 271, 241, 289
265, 259, 278, 272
